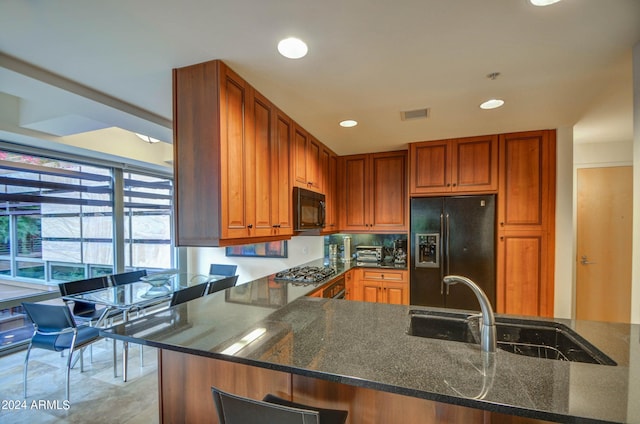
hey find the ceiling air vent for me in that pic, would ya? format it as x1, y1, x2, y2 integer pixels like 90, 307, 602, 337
400, 108, 430, 121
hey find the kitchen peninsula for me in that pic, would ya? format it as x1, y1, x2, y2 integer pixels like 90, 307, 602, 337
102, 261, 638, 424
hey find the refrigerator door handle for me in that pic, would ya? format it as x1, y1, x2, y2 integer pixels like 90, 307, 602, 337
440, 213, 444, 295
445, 213, 450, 295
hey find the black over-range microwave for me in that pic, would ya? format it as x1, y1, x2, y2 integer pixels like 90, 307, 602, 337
293, 187, 325, 231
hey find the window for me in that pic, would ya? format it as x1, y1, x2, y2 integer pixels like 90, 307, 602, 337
0, 148, 175, 354
124, 172, 174, 270
0, 151, 117, 282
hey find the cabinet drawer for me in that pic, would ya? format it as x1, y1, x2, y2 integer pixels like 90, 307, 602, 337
361, 270, 406, 281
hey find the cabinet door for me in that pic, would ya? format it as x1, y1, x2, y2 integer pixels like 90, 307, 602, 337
383, 281, 409, 305
370, 151, 407, 231
340, 155, 369, 231
362, 281, 383, 303
324, 152, 339, 233
497, 232, 548, 316
409, 140, 450, 195
220, 65, 251, 239
272, 108, 293, 236
498, 132, 548, 230
292, 124, 308, 188
307, 136, 322, 192
249, 91, 274, 237
452, 135, 498, 193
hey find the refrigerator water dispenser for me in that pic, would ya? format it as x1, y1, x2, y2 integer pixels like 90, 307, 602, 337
416, 233, 439, 268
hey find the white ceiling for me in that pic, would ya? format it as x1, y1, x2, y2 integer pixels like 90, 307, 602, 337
1, 0, 639, 156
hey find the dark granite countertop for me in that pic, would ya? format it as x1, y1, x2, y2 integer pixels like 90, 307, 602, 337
101, 260, 638, 423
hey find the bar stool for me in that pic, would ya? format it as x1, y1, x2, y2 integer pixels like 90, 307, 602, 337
212, 386, 348, 424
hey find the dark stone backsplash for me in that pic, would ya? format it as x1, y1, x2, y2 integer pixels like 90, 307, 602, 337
324, 233, 407, 260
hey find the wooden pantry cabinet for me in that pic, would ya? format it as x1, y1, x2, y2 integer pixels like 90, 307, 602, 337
496, 130, 556, 317
173, 59, 292, 246
353, 268, 409, 305
409, 134, 498, 195
339, 150, 408, 232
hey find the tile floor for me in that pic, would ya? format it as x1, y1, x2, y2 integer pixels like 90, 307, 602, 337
0, 340, 158, 423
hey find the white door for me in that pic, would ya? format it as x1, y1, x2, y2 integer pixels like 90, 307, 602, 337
576, 166, 632, 323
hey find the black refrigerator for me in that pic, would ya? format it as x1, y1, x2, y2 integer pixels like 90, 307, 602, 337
410, 195, 496, 310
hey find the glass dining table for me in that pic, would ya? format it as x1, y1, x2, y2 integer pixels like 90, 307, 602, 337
61, 272, 221, 381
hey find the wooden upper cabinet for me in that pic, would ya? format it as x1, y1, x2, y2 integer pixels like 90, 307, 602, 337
339, 151, 407, 233
409, 135, 498, 195
218, 64, 251, 240
271, 108, 293, 236
321, 146, 339, 234
292, 126, 323, 193
292, 124, 309, 188
340, 154, 370, 231
173, 59, 291, 246
248, 90, 275, 238
498, 130, 554, 231
307, 136, 322, 192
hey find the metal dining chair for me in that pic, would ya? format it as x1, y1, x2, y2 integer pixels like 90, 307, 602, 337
169, 283, 208, 307
58, 276, 111, 324
110, 269, 147, 286
22, 302, 101, 401
207, 275, 239, 295
209, 264, 238, 277
211, 386, 348, 424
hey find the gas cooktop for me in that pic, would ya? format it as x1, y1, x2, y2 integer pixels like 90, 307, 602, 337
274, 266, 336, 284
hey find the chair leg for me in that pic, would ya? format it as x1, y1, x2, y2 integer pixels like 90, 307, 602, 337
66, 347, 73, 401
113, 339, 118, 378
23, 343, 33, 398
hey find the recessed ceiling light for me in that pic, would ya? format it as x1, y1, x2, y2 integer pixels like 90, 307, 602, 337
277, 37, 308, 59
480, 99, 505, 110
339, 120, 358, 128
529, 0, 562, 6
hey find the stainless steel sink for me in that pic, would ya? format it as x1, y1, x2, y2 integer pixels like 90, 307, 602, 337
408, 310, 617, 366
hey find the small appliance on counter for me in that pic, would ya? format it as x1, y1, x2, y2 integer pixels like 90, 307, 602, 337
355, 246, 383, 266
393, 239, 407, 265
342, 236, 353, 263
328, 244, 339, 263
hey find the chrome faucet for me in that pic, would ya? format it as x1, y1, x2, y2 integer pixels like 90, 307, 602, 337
443, 275, 496, 353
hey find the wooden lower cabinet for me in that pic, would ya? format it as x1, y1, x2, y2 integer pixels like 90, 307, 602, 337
497, 231, 551, 317
355, 268, 409, 305
158, 349, 552, 424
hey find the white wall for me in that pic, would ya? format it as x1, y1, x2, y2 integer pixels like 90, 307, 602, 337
186, 236, 325, 285
554, 127, 574, 319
